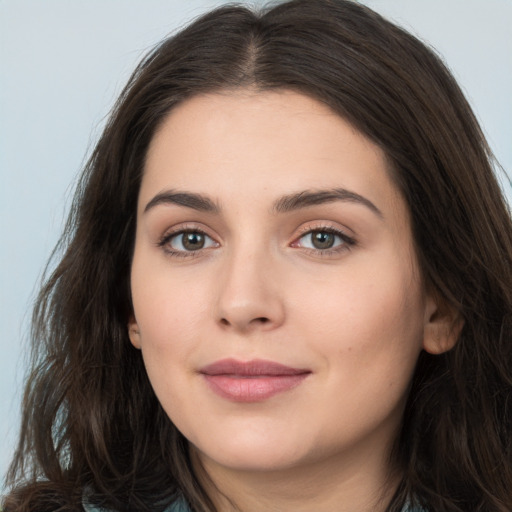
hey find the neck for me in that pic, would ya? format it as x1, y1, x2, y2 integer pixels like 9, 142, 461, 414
191, 440, 402, 512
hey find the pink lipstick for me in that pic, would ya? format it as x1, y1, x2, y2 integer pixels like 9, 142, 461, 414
199, 359, 311, 402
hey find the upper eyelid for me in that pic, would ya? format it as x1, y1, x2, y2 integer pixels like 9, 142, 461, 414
294, 221, 354, 238
297, 224, 343, 234
159, 222, 217, 239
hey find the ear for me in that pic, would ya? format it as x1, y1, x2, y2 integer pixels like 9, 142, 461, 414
422, 293, 463, 355
128, 315, 141, 349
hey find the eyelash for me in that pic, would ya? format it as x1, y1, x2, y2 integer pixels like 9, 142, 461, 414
157, 224, 356, 259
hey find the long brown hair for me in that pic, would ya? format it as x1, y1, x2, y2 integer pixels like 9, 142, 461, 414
4, 1, 512, 511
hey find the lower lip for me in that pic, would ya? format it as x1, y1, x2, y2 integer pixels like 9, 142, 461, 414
203, 374, 309, 402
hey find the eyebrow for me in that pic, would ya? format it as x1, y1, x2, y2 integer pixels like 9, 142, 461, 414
273, 188, 383, 218
143, 187, 382, 218
144, 190, 220, 214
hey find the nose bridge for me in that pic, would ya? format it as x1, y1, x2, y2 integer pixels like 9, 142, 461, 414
215, 238, 284, 332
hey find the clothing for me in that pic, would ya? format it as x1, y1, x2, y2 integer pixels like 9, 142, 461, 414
165, 498, 189, 512
82, 497, 187, 512
166, 498, 189, 512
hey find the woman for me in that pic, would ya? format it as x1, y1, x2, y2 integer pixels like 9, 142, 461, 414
3, 0, 512, 511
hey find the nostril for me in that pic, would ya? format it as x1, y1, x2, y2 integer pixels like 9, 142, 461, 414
219, 316, 270, 327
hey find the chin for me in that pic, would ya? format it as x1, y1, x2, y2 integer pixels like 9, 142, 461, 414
199, 447, 305, 473
190, 429, 310, 473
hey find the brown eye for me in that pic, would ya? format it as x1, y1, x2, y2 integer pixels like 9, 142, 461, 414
168, 231, 216, 252
182, 232, 205, 250
310, 231, 335, 249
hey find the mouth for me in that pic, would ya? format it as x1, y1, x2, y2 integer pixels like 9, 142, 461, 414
199, 358, 311, 402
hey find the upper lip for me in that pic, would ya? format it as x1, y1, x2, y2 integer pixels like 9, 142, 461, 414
199, 358, 311, 377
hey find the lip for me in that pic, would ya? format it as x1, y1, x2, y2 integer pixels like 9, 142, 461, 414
199, 358, 311, 402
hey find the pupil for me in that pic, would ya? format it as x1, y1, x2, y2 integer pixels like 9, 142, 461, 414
183, 232, 204, 250
312, 231, 334, 249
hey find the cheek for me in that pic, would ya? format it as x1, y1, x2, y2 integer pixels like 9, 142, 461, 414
130, 266, 196, 412
131, 251, 210, 340
294, 255, 425, 364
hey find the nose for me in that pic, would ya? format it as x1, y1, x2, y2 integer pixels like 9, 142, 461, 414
215, 248, 285, 333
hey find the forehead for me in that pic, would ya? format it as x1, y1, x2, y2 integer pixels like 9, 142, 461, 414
141, 90, 405, 221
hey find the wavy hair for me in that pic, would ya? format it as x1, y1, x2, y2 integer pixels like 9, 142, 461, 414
4, 1, 512, 511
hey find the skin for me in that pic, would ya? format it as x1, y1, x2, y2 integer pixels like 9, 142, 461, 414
129, 90, 455, 512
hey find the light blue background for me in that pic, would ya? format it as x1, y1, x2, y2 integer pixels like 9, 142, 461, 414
1, 0, 511, 485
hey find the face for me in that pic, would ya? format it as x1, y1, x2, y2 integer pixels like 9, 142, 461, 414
130, 90, 442, 481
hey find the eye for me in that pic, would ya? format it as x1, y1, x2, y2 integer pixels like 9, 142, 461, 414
302, 231, 338, 250
292, 228, 355, 253
163, 230, 217, 253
